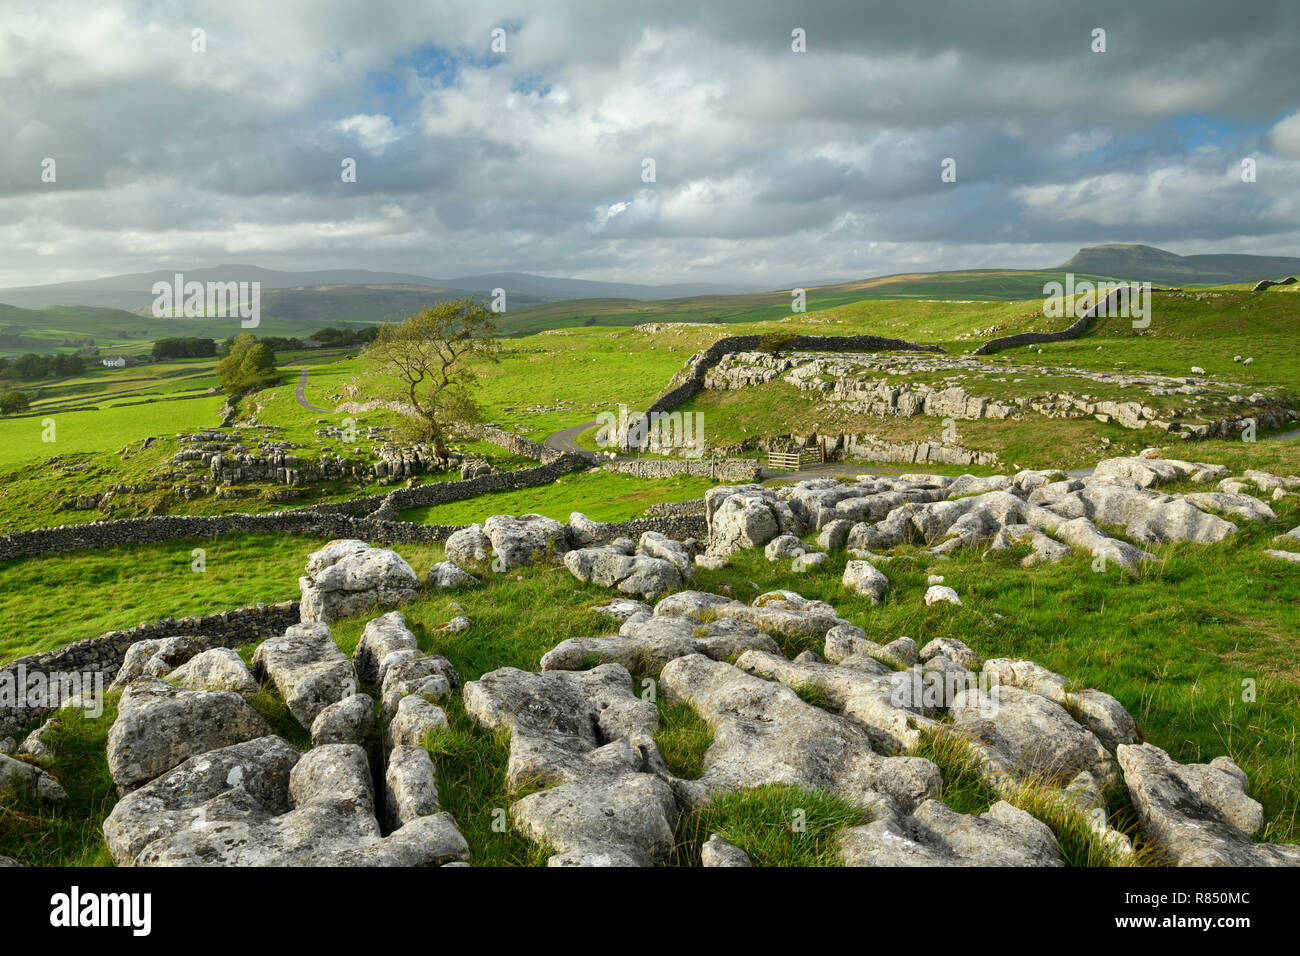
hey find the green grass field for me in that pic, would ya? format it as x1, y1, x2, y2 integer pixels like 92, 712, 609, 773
399, 470, 713, 525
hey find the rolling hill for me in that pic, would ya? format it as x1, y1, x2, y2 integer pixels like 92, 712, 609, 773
0, 267, 756, 312
3, 244, 1298, 346
1057, 244, 1300, 285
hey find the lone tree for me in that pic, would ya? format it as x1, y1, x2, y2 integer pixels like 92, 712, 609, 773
368, 297, 499, 456
0, 389, 30, 415
217, 334, 278, 395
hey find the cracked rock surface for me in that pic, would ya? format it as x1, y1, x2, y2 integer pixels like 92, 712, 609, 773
463, 664, 677, 866
659, 653, 941, 812
1118, 743, 1300, 866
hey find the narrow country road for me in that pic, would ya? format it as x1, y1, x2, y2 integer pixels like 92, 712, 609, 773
295, 367, 334, 414
545, 420, 601, 458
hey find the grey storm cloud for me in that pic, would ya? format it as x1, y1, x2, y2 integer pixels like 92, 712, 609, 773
0, 0, 1297, 288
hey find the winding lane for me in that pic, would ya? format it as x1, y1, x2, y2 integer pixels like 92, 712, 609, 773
294, 367, 334, 414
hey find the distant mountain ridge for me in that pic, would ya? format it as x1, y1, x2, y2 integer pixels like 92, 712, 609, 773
1, 244, 1296, 343
0, 267, 759, 312
1056, 244, 1300, 285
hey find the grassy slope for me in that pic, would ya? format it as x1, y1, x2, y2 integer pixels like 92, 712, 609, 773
399, 470, 713, 525
670, 288, 1300, 469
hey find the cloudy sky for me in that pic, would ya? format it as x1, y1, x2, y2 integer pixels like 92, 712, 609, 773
2, 0, 1299, 289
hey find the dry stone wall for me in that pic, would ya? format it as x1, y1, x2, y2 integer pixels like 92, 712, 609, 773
971, 287, 1125, 355
0, 601, 299, 735
603, 458, 762, 482
642, 332, 944, 424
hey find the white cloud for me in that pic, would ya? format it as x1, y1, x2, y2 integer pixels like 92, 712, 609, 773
1, 0, 1299, 287
333, 114, 405, 155
1268, 110, 1300, 159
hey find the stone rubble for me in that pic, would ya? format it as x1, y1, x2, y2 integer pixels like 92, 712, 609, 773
702, 455, 1281, 573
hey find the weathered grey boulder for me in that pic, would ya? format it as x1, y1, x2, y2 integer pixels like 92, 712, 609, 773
514, 773, 678, 867
17, 720, 55, 765
483, 513, 570, 568
736, 649, 937, 753
464, 665, 660, 787
383, 745, 440, 832
983, 523, 1072, 566
1091, 456, 1227, 489
310, 693, 375, 746
1064, 769, 1106, 814
427, 561, 477, 589
1054, 483, 1236, 545
434, 615, 471, 634
165, 647, 260, 698
1011, 469, 1067, 494
878, 636, 918, 668
659, 654, 940, 811
1118, 743, 1300, 866
328, 812, 468, 866
840, 799, 1064, 866
463, 664, 675, 866
817, 518, 855, 552
103, 736, 469, 867
983, 658, 1137, 751
541, 614, 779, 674
589, 598, 653, 622
103, 735, 300, 864
568, 512, 605, 548
824, 623, 875, 664
253, 623, 357, 729
638, 531, 693, 576
299, 539, 419, 623
1242, 468, 1300, 494
110, 636, 204, 689
352, 611, 418, 685
0, 751, 67, 803
386, 695, 448, 748
1181, 492, 1275, 523
689, 589, 849, 641
924, 585, 962, 606
919, 637, 983, 671
1052, 517, 1156, 569
563, 546, 682, 599
945, 474, 1013, 497
765, 534, 806, 561
707, 490, 795, 556
380, 654, 458, 721
701, 834, 752, 867
842, 560, 889, 604
445, 524, 492, 567
794, 551, 829, 571
107, 677, 271, 792
949, 684, 1116, 788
